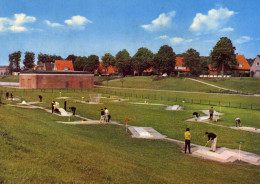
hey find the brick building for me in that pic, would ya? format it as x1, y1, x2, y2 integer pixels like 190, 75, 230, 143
19, 71, 94, 89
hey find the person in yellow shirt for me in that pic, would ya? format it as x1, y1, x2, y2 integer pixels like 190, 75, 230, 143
184, 128, 191, 154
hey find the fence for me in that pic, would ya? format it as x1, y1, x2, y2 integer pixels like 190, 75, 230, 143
1, 87, 259, 111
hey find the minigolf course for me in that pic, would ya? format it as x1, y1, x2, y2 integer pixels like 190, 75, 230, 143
165, 105, 183, 111
186, 110, 223, 122
192, 147, 260, 165
230, 126, 260, 133
128, 126, 167, 139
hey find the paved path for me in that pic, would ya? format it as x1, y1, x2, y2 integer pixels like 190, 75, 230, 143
187, 78, 238, 92
0, 82, 19, 87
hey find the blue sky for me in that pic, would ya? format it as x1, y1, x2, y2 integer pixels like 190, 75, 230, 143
0, 0, 259, 65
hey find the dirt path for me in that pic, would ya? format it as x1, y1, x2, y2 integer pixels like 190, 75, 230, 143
187, 78, 238, 92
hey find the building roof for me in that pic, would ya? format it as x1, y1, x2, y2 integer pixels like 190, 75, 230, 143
234, 55, 250, 70
0, 66, 8, 68
98, 63, 118, 74
20, 71, 93, 75
174, 57, 190, 72
143, 68, 153, 73
55, 60, 74, 71
208, 65, 217, 71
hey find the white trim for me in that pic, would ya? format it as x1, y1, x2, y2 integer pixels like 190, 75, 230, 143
20, 73, 93, 76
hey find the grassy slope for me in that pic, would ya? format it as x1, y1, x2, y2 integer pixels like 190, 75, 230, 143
0, 75, 19, 82
0, 84, 260, 183
102, 76, 260, 94
198, 77, 260, 94
102, 76, 220, 92
0, 106, 259, 183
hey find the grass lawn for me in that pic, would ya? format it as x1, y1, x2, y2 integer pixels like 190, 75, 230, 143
100, 76, 260, 94
0, 75, 19, 82
0, 104, 260, 183
0, 86, 260, 183
101, 76, 220, 92
198, 77, 260, 94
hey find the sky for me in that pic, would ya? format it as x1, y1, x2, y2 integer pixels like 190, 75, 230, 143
0, 0, 259, 66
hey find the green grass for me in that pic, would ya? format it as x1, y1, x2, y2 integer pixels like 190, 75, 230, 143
198, 77, 260, 94
102, 76, 222, 92
100, 76, 260, 94
0, 75, 19, 82
0, 104, 259, 183
0, 86, 260, 183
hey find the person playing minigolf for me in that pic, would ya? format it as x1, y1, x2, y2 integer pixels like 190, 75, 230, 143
235, 118, 242, 127
184, 128, 191, 154
193, 112, 200, 121
205, 132, 217, 152
69, 106, 76, 115
6, 92, 9, 100
39, 95, 43, 102
209, 107, 214, 120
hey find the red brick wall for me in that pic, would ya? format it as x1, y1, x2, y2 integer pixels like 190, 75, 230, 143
20, 74, 94, 89
20, 74, 37, 88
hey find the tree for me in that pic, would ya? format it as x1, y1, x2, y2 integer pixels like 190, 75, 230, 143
74, 56, 87, 71
9, 51, 21, 73
210, 37, 237, 77
183, 48, 201, 76
152, 45, 176, 75
37, 53, 63, 64
23, 52, 35, 71
66, 54, 77, 64
200, 56, 211, 74
101, 53, 115, 74
115, 49, 133, 76
132, 47, 153, 76
84, 55, 99, 72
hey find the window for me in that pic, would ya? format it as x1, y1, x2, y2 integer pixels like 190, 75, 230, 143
257, 62, 260, 66
63, 67, 69, 70
239, 64, 242, 68
65, 81, 69, 88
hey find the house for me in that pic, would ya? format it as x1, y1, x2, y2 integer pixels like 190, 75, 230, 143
54, 60, 74, 71
35, 60, 73, 71
143, 57, 190, 76
173, 57, 190, 76
208, 54, 250, 76
96, 63, 118, 75
234, 54, 250, 74
0, 66, 9, 75
250, 55, 260, 77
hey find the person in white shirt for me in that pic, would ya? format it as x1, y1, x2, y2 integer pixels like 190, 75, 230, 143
104, 107, 109, 123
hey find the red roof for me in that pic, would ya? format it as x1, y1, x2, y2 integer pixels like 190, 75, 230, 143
143, 68, 153, 73
98, 63, 118, 74
55, 60, 74, 71
174, 57, 190, 72
234, 55, 250, 70
208, 65, 217, 71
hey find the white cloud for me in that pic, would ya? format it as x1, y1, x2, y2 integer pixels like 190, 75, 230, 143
219, 27, 234, 32
156, 35, 193, 45
141, 11, 176, 31
155, 35, 169, 40
234, 36, 251, 44
64, 15, 92, 29
190, 8, 235, 32
0, 13, 36, 33
45, 20, 63, 27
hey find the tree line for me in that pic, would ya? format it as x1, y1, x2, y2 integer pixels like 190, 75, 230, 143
8, 37, 238, 77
